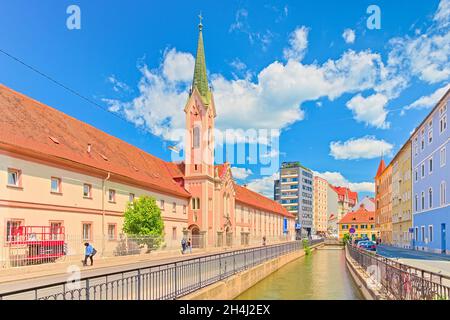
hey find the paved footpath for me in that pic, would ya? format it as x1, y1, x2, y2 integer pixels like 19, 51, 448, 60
377, 245, 450, 277
0, 241, 280, 296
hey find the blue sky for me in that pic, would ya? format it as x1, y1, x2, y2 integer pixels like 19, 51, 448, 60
1, 0, 449, 199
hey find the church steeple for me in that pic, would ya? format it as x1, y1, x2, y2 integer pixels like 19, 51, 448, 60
191, 14, 211, 105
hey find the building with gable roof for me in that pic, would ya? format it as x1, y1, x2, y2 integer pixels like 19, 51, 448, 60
0, 20, 295, 264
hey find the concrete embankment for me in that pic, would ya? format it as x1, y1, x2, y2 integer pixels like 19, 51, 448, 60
344, 247, 386, 300
179, 242, 324, 300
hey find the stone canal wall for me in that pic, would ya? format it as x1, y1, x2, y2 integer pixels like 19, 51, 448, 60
179, 242, 324, 300
344, 246, 384, 300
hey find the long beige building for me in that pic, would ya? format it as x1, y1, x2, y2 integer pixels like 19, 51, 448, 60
0, 21, 295, 267
313, 176, 328, 235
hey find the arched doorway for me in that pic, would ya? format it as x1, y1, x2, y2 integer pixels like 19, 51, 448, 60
189, 225, 200, 248
225, 226, 233, 247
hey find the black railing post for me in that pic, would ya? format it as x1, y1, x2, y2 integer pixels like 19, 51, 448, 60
137, 269, 141, 300
199, 259, 202, 289
421, 270, 425, 299
86, 279, 90, 301
174, 262, 178, 298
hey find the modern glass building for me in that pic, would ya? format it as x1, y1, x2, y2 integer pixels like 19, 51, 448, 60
275, 162, 314, 238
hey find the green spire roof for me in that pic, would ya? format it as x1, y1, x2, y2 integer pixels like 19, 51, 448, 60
191, 18, 211, 105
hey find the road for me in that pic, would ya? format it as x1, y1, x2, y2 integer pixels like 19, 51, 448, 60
377, 245, 450, 277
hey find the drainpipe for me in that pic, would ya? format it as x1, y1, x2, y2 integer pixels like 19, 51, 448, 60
102, 172, 111, 256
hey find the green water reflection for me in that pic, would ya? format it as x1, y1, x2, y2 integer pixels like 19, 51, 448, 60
235, 248, 363, 300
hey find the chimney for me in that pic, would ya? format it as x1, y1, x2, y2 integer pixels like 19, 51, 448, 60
87, 144, 92, 154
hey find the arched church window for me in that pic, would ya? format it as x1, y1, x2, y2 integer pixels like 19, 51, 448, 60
193, 127, 200, 148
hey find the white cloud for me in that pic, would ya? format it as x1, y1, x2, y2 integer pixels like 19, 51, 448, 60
403, 84, 450, 113
434, 0, 450, 28
346, 93, 390, 129
388, 0, 450, 84
162, 48, 195, 82
231, 167, 253, 180
230, 58, 247, 71
246, 173, 278, 198
314, 171, 374, 193
329, 136, 394, 160
105, 46, 390, 142
283, 26, 309, 61
229, 8, 274, 50
105, 2, 450, 141
107, 75, 131, 93
342, 29, 356, 44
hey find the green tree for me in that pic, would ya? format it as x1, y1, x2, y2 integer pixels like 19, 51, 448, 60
122, 196, 165, 252
343, 233, 351, 244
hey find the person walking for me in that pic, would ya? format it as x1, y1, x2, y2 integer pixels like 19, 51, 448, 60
181, 237, 187, 254
82, 242, 97, 266
262, 236, 266, 246
187, 238, 192, 253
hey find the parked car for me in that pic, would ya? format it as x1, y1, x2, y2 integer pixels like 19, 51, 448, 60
354, 237, 369, 246
359, 241, 377, 251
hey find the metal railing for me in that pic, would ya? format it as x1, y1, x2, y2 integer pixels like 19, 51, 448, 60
0, 233, 296, 269
346, 244, 450, 300
0, 239, 323, 300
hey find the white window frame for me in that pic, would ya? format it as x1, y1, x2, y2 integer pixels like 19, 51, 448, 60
421, 164, 425, 178
429, 225, 433, 243
421, 192, 425, 210
429, 157, 433, 174
441, 181, 447, 206
160, 199, 165, 211
7, 168, 21, 187
83, 183, 92, 198
107, 223, 117, 240
108, 189, 116, 203
421, 226, 425, 242
129, 193, 135, 202
441, 147, 446, 167
428, 129, 433, 144
51, 177, 62, 193
82, 223, 92, 241
429, 187, 433, 209
440, 115, 447, 134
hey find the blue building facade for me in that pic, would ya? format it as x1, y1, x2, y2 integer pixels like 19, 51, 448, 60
412, 90, 449, 254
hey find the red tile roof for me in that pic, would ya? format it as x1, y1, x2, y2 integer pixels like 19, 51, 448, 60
234, 184, 295, 218
0, 84, 190, 198
338, 206, 375, 224
215, 163, 228, 179
375, 159, 386, 178
0, 84, 290, 219
330, 185, 358, 202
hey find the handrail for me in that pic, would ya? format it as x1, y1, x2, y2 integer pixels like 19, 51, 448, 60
346, 244, 450, 300
0, 239, 324, 300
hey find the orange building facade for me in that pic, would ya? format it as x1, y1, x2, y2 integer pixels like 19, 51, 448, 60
375, 159, 393, 244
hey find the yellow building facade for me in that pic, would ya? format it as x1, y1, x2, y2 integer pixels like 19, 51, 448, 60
338, 204, 377, 241
391, 141, 413, 248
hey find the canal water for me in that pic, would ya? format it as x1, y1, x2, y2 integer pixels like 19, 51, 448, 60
235, 247, 363, 300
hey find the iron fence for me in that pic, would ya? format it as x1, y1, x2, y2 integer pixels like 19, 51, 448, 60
346, 244, 450, 300
0, 233, 297, 269
0, 239, 322, 300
